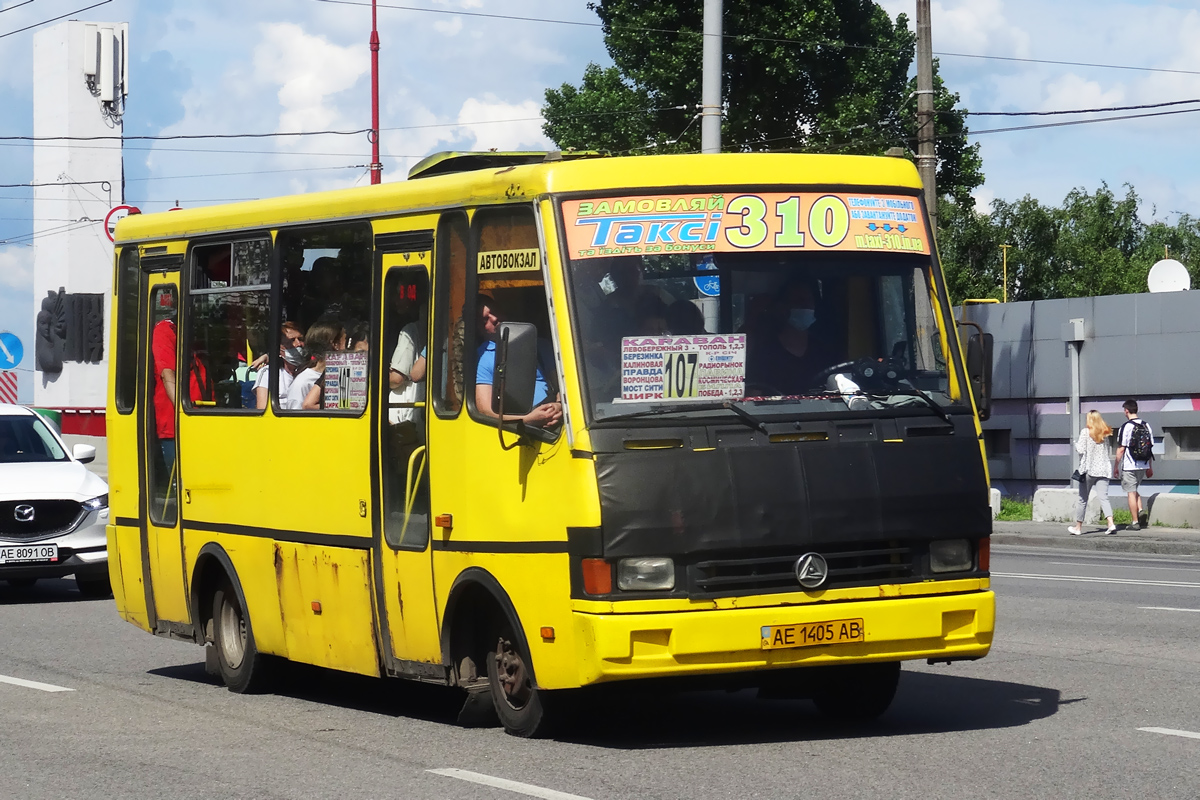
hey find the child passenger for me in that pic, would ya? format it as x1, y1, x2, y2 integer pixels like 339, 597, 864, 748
284, 319, 345, 410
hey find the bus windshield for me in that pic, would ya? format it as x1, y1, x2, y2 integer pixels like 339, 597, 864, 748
567, 250, 952, 423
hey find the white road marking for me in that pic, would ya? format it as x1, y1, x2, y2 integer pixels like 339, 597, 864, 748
0, 673, 74, 693
991, 571, 1200, 588
1138, 727, 1200, 740
1139, 606, 1200, 613
1048, 561, 1200, 572
429, 768, 594, 800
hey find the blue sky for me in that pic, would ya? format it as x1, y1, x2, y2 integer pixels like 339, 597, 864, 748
3, 0, 1200, 402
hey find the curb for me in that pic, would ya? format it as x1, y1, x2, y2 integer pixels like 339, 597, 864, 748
991, 531, 1200, 557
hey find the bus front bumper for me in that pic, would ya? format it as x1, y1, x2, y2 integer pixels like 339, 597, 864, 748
569, 590, 994, 686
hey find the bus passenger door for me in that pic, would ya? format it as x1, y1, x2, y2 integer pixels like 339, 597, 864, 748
375, 259, 441, 668
138, 275, 189, 627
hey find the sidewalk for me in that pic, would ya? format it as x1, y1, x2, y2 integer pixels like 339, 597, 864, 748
992, 519, 1200, 556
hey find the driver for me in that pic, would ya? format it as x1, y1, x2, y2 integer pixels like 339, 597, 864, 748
745, 279, 832, 395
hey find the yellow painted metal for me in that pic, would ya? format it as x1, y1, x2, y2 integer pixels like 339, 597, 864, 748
568, 590, 994, 687
107, 152, 992, 694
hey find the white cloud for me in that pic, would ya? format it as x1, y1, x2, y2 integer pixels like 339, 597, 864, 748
434, 17, 464, 37
876, 0, 1030, 56
1038, 74, 1124, 113
0, 247, 33, 290
252, 23, 369, 132
971, 186, 996, 212
454, 96, 550, 152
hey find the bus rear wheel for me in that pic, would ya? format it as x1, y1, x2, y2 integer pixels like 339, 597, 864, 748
212, 584, 271, 694
486, 633, 552, 738
811, 661, 900, 721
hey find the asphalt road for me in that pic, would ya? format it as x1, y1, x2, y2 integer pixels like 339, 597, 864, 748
1, 546, 1198, 800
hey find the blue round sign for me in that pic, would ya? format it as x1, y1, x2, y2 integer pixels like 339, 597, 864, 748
693, 256, 721, 298
0, 332, 23, 371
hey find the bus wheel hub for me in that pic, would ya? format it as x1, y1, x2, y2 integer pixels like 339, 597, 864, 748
495, 637, 531, 708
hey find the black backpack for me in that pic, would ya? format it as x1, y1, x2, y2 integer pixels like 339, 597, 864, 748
1127, 420, 1153, 463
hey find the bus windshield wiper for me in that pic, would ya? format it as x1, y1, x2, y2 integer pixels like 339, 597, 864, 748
597, 400, 767, 432
884, 380, 954, 426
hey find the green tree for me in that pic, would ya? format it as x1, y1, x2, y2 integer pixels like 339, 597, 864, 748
542, 0, 983, 206
938, 182, 1200, 302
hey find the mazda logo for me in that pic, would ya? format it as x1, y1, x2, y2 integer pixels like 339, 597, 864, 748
795, 552, 829, 589
14, 505, 35, 523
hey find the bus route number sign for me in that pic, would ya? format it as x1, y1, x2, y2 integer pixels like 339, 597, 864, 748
619, 334, 746, 402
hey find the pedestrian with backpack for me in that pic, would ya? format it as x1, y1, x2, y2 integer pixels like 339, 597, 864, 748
1114, 398, 1154, 530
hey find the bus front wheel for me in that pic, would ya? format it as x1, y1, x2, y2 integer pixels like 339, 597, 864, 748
486, 633, 552, 738
811, 661, 900, 721
212, 584, 271, 694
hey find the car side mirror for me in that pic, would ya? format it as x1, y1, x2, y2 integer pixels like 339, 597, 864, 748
494, 322, 538, 417
73, 443, 96, 464
965, 332, 993, 422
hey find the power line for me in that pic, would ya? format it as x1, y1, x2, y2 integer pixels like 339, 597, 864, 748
0, 104, 686, 143
968, 98, 1200, 117
0, 1, 37, 14
958, 105, 1200, 137
316, 0, 1200, 77
0, 0, 111, 40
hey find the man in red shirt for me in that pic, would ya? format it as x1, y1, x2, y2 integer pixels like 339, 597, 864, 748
151, 309, 178, 467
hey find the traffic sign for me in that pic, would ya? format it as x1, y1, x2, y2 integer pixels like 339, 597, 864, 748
104, 205, 140, 243
693, 255, 720, 297
0, 332, 23, 371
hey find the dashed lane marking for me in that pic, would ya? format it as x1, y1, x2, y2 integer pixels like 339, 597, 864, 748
1139, 606, 1200, 613
428, 768, 594, 800
0, 673, 74, 693
1139, 727, 1200, 740
991, 571, 1200, 589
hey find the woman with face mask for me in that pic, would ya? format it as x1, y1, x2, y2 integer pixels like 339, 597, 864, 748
745, 279, 828, 395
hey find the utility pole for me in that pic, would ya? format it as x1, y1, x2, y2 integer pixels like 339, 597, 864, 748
915, 0, 936, 233
369, 0, 382, 184
700, 0, 722, 153
999, 243, 1012, 303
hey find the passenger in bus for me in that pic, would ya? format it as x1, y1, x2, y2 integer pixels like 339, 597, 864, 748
634, 294, 670, 336
474, 294, 562, 428
347, 320, 371, 352
285, 319, 345, 410
389, 286, 426, 426
666, 299, 707, 335
254, 321, 304, 410
745, 279, 832, 395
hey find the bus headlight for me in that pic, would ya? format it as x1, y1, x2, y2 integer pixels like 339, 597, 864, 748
929, 539, 972, 573
617, 557, 675, 591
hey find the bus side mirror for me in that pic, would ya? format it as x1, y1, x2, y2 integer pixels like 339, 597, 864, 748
494, 322, 538, 417
965, 332, 993, 422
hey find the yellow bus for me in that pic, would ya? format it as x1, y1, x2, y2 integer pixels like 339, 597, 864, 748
107, 151, 995, 737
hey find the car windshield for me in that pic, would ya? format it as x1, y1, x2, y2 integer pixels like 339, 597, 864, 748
567, 249, 955, 422
0, 415, 68, 463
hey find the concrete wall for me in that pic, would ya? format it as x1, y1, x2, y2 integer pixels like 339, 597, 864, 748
32, 21, 127, 410
961, 290, 1200, 499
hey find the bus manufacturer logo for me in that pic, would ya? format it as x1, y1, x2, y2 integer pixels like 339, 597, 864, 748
14, 505, 35, 522
794, 552, 828, 589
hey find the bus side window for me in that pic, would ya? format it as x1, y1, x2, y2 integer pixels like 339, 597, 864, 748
114, 247, 141, 414
432, 212, 468, 417
275, 223, 373, 413
186, 239, 272, 411
465, 205, 554, 424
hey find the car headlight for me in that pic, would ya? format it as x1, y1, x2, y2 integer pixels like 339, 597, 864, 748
82, 494, 108, 511
616, 557, 675, 591
929, 539, 972, 573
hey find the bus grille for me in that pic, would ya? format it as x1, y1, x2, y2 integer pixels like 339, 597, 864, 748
689, 542, 915, 597
0, 501, 84, 538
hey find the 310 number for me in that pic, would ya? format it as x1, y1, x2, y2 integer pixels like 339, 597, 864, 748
725, 194, 850, 250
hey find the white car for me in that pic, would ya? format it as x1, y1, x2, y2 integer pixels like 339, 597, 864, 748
0, 403, 110, 597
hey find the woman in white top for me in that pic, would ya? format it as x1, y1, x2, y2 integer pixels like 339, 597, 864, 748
1068, 410, 1116, 535
284, 319, 345, 411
